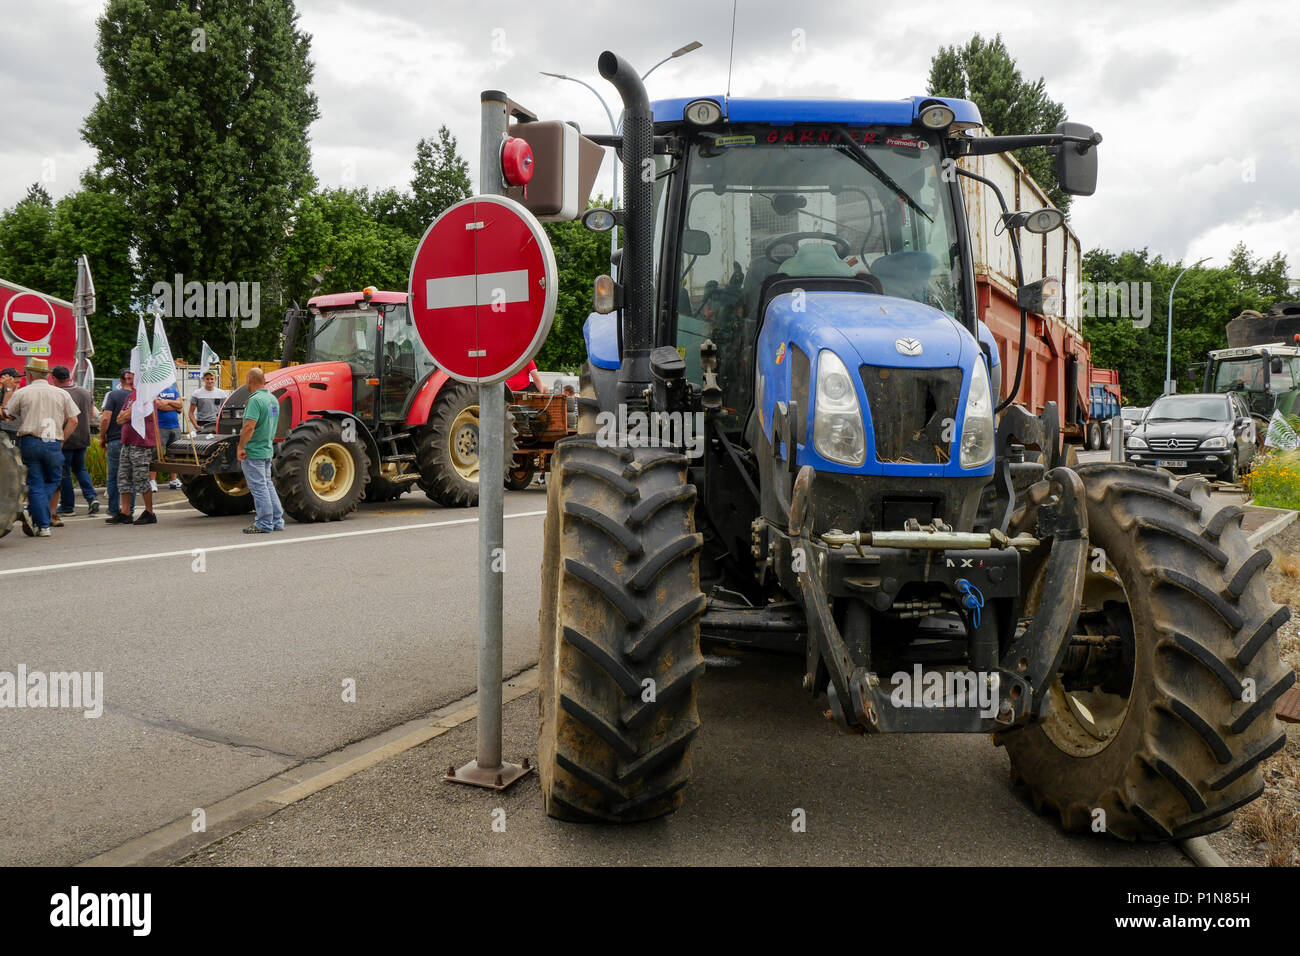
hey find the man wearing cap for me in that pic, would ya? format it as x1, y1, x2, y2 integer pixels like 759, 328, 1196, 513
51, 365, 99, 517
188, 370, 228, 432
0, 358, 79, 537
99, 369, 135, 522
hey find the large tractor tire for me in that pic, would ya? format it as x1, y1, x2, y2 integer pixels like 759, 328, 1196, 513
181, 473, 254, 516
999, 463, 1294, 840
0, 433, 25, 540
416, 382, 512, 508
538, 439, 707, 822
274, 418, 369, 522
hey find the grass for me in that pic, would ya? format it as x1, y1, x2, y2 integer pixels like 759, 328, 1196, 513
85, 440, 107, 487
1244, 449, 1300, 510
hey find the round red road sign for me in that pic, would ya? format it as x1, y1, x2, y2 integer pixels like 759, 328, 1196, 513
3, 291, 56, 345
409, 194, 557, 385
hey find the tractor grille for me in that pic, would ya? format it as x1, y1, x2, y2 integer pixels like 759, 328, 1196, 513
859, 365, 962, 464
1146, 437, 1198, 451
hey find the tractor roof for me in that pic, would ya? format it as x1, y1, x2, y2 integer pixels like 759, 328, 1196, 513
650, 95, 982, 129
308, 290, 407, 309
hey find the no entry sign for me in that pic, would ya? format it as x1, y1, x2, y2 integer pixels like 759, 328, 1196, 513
3, 291, 57, 347
409, 194, 557, 385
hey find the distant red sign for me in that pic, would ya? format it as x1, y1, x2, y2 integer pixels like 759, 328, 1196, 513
4, 291, 56, 344
408, 195, 556, 385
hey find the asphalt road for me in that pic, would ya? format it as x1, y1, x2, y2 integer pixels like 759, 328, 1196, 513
0, 486, 548, 866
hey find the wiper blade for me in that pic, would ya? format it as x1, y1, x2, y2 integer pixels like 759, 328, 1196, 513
832, 128, 933, 224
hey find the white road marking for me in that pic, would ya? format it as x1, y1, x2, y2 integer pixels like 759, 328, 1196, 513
0, 509, 547, 578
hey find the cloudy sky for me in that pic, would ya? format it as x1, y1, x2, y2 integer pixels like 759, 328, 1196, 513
3, 0, 1298, 279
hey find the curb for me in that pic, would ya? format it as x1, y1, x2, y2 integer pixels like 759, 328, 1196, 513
1245, 506, 1299, 549
77, 667, 539, 867
1179, 836, 1228, 867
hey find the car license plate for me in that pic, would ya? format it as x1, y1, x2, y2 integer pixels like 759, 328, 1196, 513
1156, 459, 1183, 468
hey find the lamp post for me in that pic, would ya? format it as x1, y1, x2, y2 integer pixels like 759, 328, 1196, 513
542, 42, 700, 270
1165, 257, 1211, 395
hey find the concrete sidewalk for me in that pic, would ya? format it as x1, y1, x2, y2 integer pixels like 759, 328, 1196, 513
182, 653, 1184, 867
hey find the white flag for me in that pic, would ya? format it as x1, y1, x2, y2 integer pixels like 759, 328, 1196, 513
200, 340, 219, 374
129, 317, 150, 438
1265, 409, 1299, 451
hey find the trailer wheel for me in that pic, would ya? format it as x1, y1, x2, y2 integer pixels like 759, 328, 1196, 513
275, 418, 369, 522
998, 464, 1293, 840
1087, 423, 1102, 450
0, 433, 25, 540
1101, 422, 1112, 450
538, 439, 706, 822
506, 457, 535, 491
181, 473, 254, 516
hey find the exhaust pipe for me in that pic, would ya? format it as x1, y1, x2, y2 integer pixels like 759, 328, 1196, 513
598, 51, 654, 400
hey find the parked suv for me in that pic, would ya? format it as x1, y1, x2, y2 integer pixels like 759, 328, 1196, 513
1125, 392, 1256, 481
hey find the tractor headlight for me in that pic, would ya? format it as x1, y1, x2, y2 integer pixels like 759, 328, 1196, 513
1127, 435, 1147, 449
959, 358, 995, 468
813, 350, 866, 466
1200, 436, 1228, 449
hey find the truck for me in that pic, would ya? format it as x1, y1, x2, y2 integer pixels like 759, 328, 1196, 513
527, 51, 1292, 839
1089, 368, 1122, 449
164, 287, 510, 520
1203, 302, 1300, 431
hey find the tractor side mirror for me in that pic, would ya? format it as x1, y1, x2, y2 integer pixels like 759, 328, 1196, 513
682, 229, 711, 257
1053, 121, 1100, 196
1271, 357, 1284, 374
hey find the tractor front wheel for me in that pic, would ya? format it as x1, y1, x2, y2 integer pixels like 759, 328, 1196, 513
275, 418, 369, 522
539, 439, 707, 822
181, 472, 254, 516
999, 463, 1294, 839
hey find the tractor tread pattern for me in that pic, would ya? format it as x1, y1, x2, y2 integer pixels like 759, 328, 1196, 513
275, 417, 369, 522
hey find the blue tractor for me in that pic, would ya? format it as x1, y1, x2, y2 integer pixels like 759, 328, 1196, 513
536, 52, 1293, 838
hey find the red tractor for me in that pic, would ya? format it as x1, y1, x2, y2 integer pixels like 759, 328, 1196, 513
167, 288, 508, 521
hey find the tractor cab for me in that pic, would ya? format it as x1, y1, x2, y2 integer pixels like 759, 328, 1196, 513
1205, 343, 1300, 420
304, 288, 438, 425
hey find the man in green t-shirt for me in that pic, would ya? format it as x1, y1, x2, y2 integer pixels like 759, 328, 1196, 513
237, 367, 284, 533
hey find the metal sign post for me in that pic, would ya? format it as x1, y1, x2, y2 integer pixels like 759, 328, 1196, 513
422, 89, 555, 791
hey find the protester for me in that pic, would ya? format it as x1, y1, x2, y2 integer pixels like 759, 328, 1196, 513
237, 367, 283, 534
1, 358, 79, 537
188, 371, 228, 432
506, 360, 545, 393
107, 379, 157, 525
0, 368, 20, 438
153, 380, 184, 490
99, 369, 136, 523
50, 366, 99, 517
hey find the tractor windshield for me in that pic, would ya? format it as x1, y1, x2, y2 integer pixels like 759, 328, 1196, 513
311, 309, 378, 366
672, 127, 962, 416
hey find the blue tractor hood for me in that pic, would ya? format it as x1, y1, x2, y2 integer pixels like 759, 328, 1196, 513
756, 290, 992, 478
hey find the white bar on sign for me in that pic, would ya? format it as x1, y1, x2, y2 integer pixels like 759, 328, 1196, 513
426, 270, 529, 311
12, 311, 50, 325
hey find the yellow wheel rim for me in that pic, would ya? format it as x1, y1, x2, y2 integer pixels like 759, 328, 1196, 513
449, 405, 480, 481
214, 474, 249, 496
309, 442, 355, 502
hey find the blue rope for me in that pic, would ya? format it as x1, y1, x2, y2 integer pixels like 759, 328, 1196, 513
956, 578, 984, 630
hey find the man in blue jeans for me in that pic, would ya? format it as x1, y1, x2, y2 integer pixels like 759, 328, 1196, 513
0, 358, 80, 537
51, 365, 99, 517
99, 369, 136, 522
237, 367, 283, 533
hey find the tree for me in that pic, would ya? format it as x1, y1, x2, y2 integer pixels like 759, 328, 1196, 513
82, 0, 319, 363
1082, 244, 1292, 404
928, 34, 1069, 212
407, 126, 472, 233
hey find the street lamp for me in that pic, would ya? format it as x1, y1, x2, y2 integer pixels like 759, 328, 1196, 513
1165, 257, 1211, 395
641, 41, 702, 82
542, 42, 701, 270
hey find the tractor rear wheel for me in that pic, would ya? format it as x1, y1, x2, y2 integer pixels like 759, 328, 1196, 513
181, 473, 254, 516
416, 382, 512, 508
0, 433, 25, 540
275, 418, 369, 522
999, 464, 1294, 839
538, 439, 707, 822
